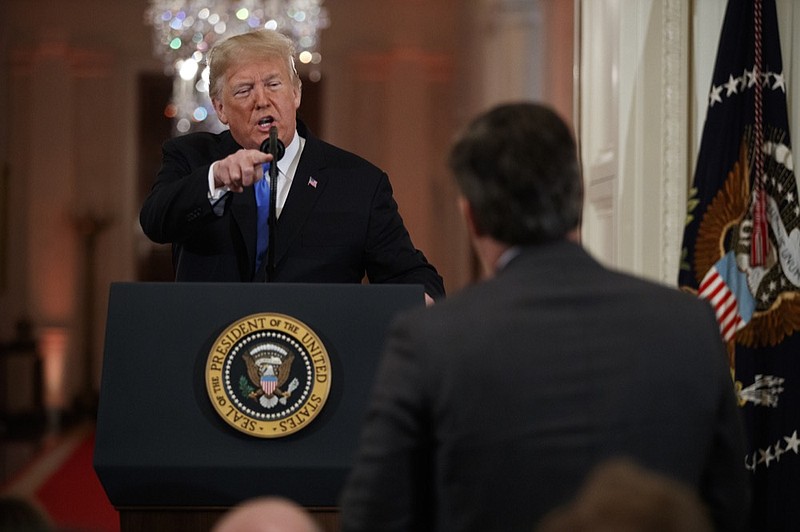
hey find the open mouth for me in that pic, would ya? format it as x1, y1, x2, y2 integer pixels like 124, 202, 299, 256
257, 116, 275, 130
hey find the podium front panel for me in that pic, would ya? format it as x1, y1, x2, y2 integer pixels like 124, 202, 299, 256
94, 282, 424, 507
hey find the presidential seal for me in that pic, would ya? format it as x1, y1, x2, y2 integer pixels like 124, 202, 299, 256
205, 313, 331, 438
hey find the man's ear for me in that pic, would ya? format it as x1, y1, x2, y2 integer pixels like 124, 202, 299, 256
458, 196, 484, 238
212, 97, 228, 125
293, 85, 302, 110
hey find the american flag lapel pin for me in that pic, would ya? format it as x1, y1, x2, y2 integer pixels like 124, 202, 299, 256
308, 176, 318, 188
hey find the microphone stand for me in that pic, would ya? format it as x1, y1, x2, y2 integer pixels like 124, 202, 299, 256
267, 153, 278, 281
262, 126, 284, 282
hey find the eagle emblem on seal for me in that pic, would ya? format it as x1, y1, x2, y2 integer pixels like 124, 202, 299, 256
243, 343, 299, 409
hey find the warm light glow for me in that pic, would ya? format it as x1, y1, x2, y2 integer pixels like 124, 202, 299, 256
298, 50, 312, 64
40, 327, 69, 410
164, 103, 178, 118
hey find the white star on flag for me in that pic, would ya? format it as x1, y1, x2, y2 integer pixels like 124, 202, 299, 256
709, 85, 723, 107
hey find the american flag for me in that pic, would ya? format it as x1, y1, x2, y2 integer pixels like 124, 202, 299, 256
678, 1, 800, 529
308, 176, 318, 188
697, 251, 755, 342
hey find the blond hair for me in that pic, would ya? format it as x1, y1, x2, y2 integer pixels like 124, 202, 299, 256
208, 29, 301, 100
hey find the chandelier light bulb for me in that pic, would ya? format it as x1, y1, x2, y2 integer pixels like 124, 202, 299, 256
179, 58, 199, 80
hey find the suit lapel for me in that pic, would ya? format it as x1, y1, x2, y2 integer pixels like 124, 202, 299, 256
274, 133, 328, 266
216, 132, 259, 279
230, 186, 258, 277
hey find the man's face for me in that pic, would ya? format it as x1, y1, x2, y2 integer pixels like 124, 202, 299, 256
212, 54, 301, 150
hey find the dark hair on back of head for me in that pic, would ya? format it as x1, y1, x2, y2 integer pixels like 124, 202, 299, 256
449, 102, 582, 245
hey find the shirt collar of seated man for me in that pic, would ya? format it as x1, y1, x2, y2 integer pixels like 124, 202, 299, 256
458, 194, 581, 280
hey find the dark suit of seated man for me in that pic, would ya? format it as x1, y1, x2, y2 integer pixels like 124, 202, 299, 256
139, 29, 444, 302
339, 102, 749, 532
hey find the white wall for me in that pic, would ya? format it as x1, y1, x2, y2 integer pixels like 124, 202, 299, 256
579, 0, 690, 285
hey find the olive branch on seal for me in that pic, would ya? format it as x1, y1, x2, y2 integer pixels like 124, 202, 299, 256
239, 375, 256, 396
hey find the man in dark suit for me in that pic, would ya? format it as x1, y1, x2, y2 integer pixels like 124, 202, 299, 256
339, 103, 749, 531
139, 30, 444, 301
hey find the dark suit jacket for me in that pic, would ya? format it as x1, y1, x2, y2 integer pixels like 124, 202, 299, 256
139, 122, 445, 298
339, 240, 749, 532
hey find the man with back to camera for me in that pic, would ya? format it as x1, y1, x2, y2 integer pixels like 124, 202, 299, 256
139, 29, 444, 303
339, 102, 749, 531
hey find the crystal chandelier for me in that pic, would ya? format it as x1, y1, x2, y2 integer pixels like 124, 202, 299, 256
145, 0, 328, 135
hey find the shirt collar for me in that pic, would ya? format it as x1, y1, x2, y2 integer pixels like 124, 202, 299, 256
277, 129, 302, 175
495, 246, 521, 272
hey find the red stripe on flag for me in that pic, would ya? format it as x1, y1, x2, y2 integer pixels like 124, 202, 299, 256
717, 298, 738, 324
722, 315, 742, 341
699, 271, 721, 293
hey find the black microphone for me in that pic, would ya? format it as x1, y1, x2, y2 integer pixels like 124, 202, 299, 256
260, 127, 285, 163
260, 127, 284, 282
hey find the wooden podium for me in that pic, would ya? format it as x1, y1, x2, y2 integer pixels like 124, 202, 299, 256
94, 282, 424, 532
